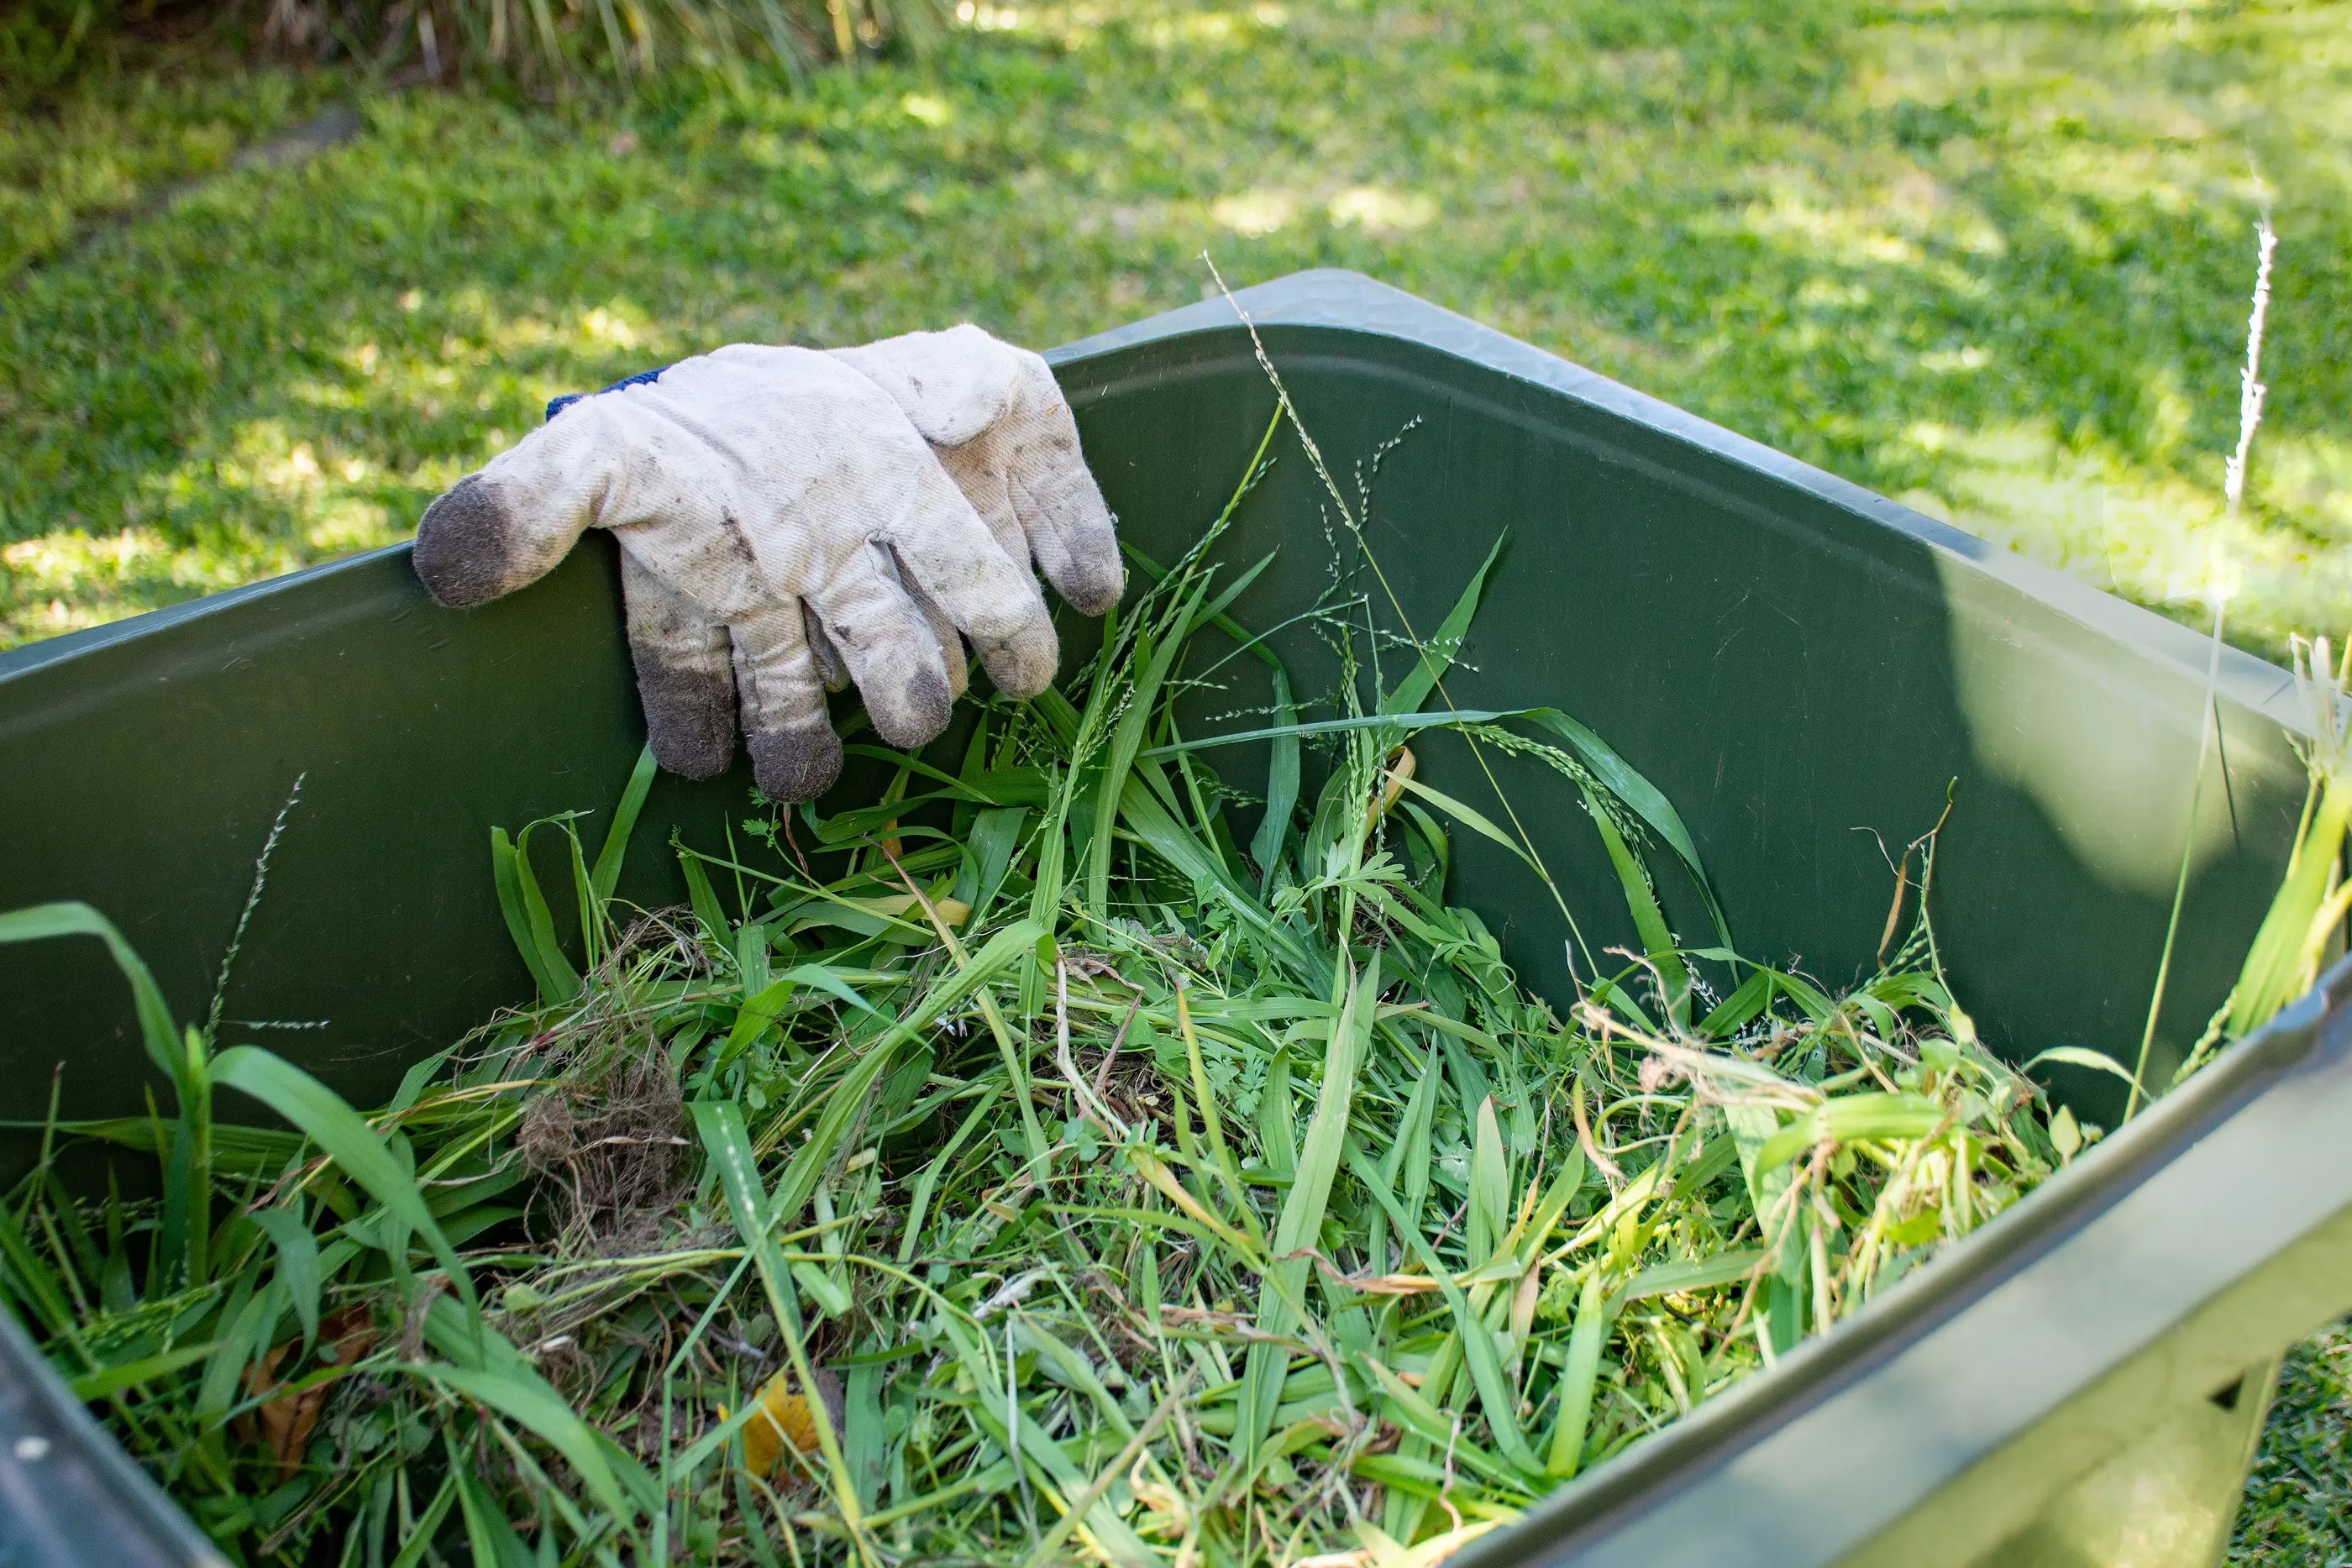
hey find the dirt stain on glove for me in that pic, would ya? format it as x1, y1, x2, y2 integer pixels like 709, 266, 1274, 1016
869, 660, 953, 750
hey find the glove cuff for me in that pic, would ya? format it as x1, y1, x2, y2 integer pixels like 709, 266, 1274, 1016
545, 364, 675, 423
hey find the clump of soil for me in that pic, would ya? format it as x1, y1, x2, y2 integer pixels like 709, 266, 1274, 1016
514, 914, 706, 1258
517, 1057, 690, 1257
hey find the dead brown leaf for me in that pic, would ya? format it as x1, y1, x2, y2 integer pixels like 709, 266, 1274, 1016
242, 1307, 380, 1481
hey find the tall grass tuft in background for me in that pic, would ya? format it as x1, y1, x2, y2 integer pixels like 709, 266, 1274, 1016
0, 0, 116, 101
254, 0, 945, 88
0, 0, 937, 103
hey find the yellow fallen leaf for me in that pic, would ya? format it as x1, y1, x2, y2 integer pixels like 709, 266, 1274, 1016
816, 893, 973, 929
743, 1367, 843, 1478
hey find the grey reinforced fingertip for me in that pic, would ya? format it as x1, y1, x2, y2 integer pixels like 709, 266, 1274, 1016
411, 475, 520, 608
1054, 541, 1127, 617
632, 656, 737, 780
1023, 469, 1126, 615
975, 621, 1060, 700
748, 725, 844, 803
869, 661, 954, 749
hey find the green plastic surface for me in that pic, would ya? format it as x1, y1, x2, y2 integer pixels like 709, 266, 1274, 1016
0, 270, 2341, 1567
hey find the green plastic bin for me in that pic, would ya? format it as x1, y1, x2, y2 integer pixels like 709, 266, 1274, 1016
1, 270, 2345, 1567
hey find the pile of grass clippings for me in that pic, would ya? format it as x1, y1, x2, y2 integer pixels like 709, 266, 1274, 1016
0, 398, 2325, 1568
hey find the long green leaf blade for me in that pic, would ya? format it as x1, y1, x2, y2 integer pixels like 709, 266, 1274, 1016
1383, 534, 1504, 719
0, 903, 182, 1085
591, 742, 660, 905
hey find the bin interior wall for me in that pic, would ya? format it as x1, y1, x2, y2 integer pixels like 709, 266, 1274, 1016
1073, 328, 2308, 1126
0, 322, 2311, 1149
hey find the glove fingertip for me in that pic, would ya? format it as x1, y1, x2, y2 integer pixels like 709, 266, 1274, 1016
1056, 556, 1126, 618
867, 661, 956, 751
976, 622, 1060, 700
412, 475, 522, 608
750, 725, 844, 803
633, 658, 738, 781
1016, 464, 1125, 617
1046, 531, 1126, 618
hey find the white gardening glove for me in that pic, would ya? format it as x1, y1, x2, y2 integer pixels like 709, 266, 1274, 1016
411, 342, 1121, 803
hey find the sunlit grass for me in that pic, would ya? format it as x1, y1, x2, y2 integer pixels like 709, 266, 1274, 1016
0, 66, 346, 275
2235, 1323, 2352, 1565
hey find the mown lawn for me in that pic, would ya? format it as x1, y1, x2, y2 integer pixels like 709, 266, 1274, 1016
2, 0, 2349, 656
2239, 1327, 2352, 1566
1, 0, 2349, 1554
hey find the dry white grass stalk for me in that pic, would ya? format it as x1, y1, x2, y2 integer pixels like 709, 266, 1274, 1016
2131, 215, 2281, 1118
2223, 217, 2279, 522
